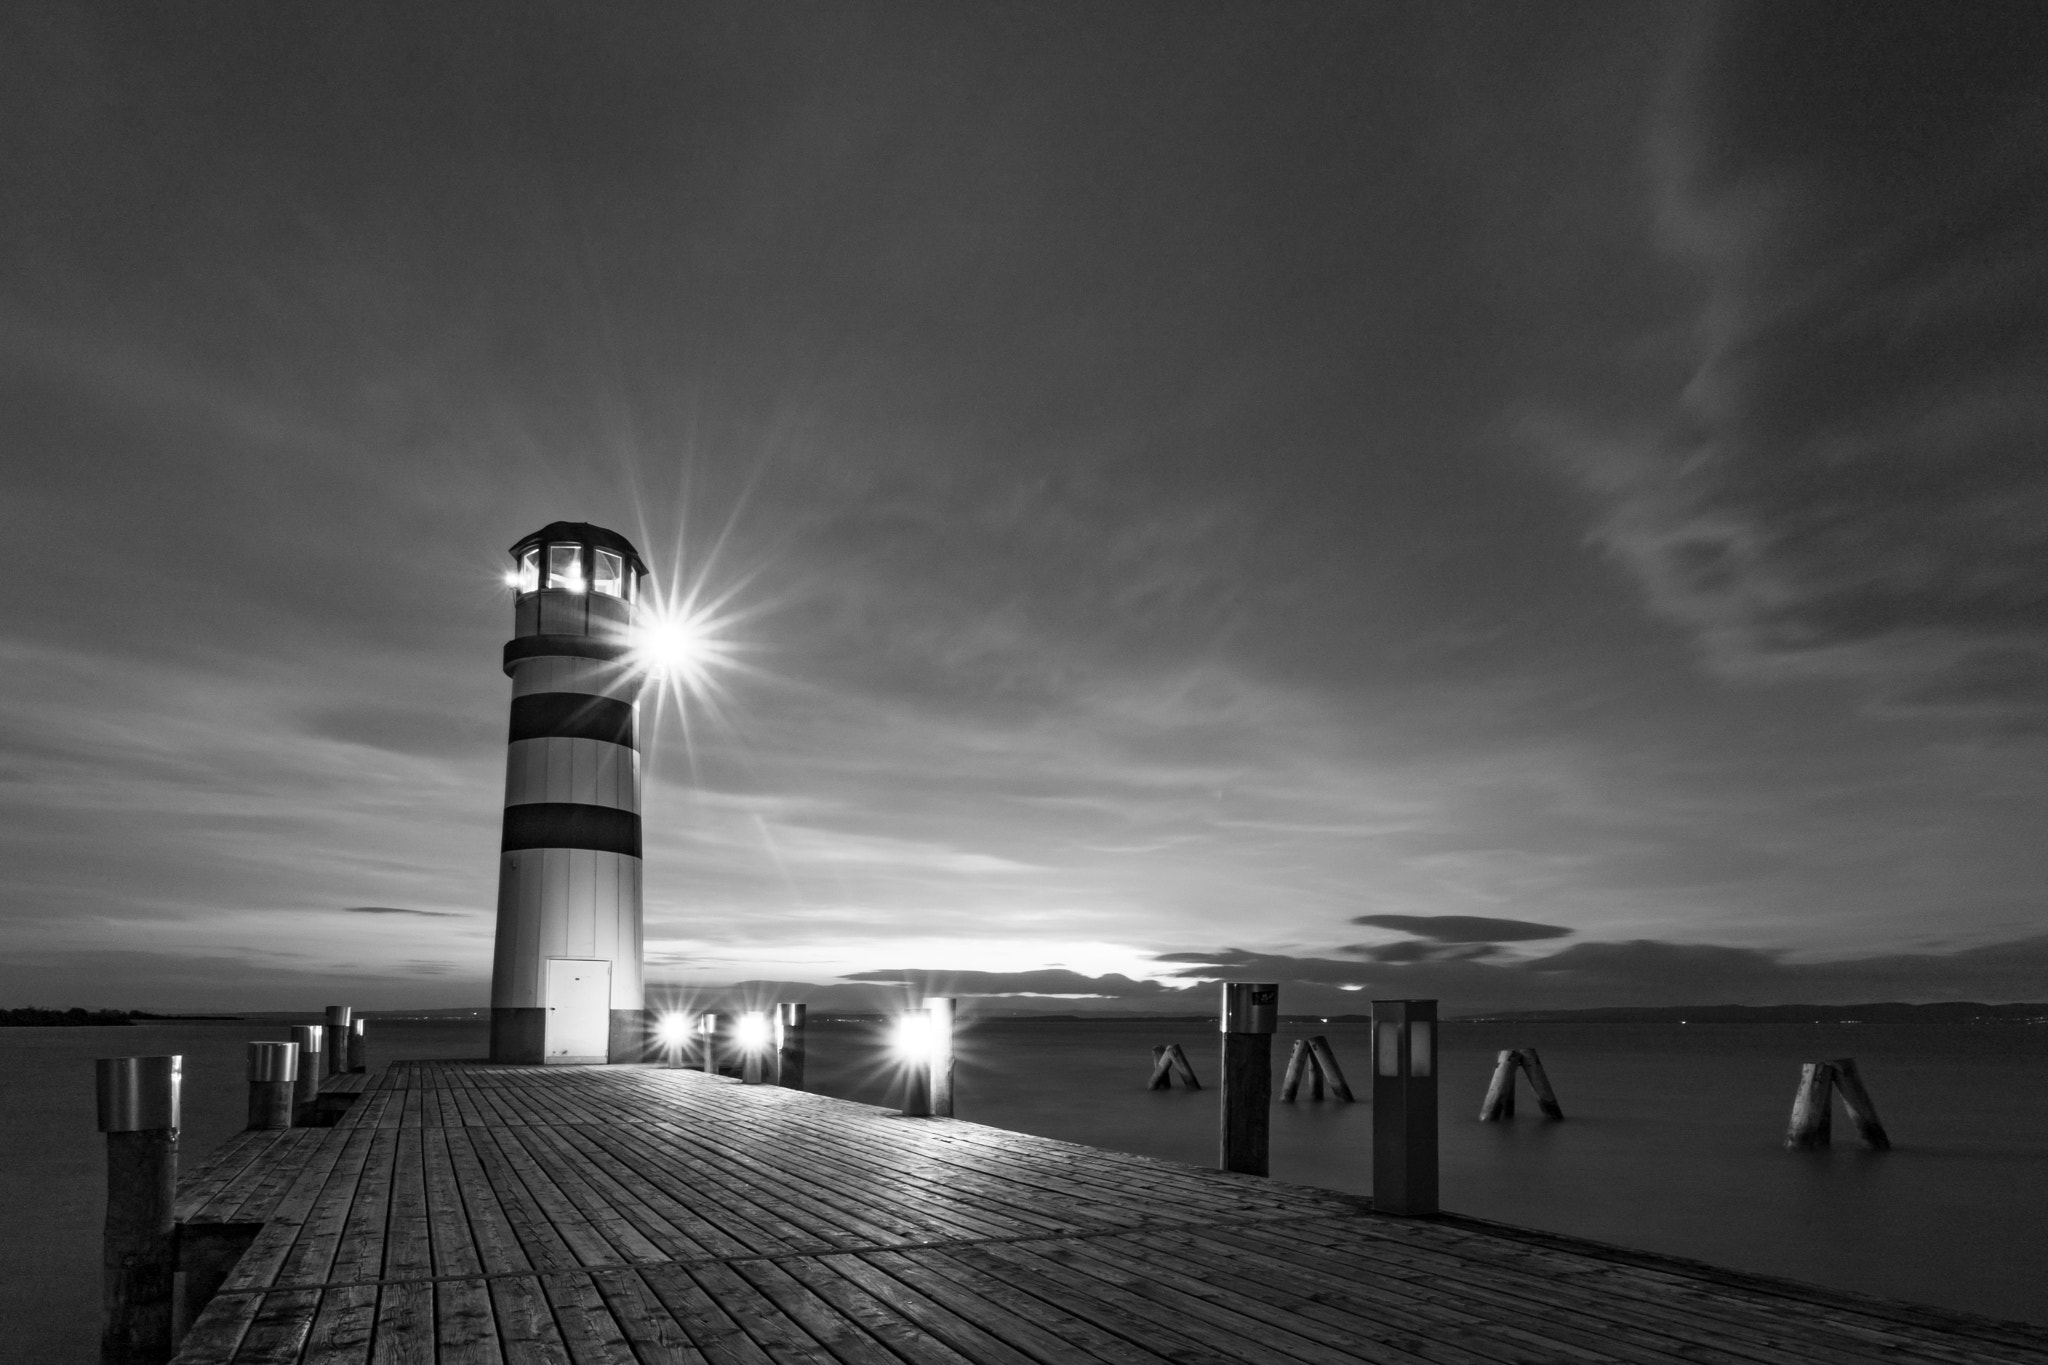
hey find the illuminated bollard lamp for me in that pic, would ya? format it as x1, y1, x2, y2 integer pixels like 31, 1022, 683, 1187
95, 1055, 180, 1365
289, 1024, 323, 1123
699, 1012, 720, 1075
774, 1002, 807, 1090
736, 1011, 772, 1084
924, 996, 957, 1117
896, 1009, 934, 1116
489, 522, 652, 1065
1371, 998, 1438, 1215
1219, 982, 1278, 1175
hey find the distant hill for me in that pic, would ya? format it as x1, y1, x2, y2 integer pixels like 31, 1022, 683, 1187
1456, 1002, 2048, 1024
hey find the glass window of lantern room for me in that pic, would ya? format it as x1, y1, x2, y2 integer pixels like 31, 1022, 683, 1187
547, 544, 584, 592
517, 547, 540, 593
593, 549, 624, 598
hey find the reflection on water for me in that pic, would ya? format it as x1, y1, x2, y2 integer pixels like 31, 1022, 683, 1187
4, 1015, 2043, 1362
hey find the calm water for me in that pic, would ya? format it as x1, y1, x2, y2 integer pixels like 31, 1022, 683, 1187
4, 1017, 2044, 1363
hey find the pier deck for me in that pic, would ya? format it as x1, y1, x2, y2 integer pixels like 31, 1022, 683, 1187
170, 1061, 2048, 1364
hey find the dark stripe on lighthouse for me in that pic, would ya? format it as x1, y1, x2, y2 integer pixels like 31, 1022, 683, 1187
508, 694, 636, 748
500, 803, 643, 858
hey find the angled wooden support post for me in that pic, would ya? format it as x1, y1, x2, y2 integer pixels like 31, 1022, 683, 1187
1307, 1035, 1354, 1101
1827, 1057, 1891, 1150
1149, 1043, 1202, 1089
96, 1055, 180, 1365
1785, 1062, 1836, 1149
1519, 1047, 1564, 1119
1280, 1039, 1312, 1102
245, 1042, 296, 1131
1219, 983, 1277, 1175
1479, 1049, 1519, 1121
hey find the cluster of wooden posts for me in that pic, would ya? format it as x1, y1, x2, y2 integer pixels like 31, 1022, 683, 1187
93, 1006, 371, 1365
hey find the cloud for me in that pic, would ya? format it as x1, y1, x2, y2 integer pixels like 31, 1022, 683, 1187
1157, 932, 2048, 1011
1350, 913, 1574, 943
1550, 2, 2048, 720
840, 967, 1176, 999
343, 906, 465, 918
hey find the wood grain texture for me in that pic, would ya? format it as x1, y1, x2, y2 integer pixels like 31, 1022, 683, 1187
166, 1060, 2048, 1365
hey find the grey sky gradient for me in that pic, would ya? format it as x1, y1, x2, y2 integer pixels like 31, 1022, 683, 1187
2, 2, 2043, 1012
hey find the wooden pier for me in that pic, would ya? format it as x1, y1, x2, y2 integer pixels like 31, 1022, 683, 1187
168, 1061, 2048, 1364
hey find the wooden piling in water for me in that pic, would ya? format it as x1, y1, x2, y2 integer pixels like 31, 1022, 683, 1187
926, 996, 956, 1117
1480, 1047, 1564, 1121
1148, 1042, 1202, 1089
96, 1055, 180, 1365
244, 1042, 296, 1131
1785, 1057, 1890, 1150
1219, 983, 1277, 1175
1281, 1038, 1313, 1101
775, 1002, 807, 1090
1309, 1034, 1355, 1101
1828, 1056, 1891, 1150
287, 1025, 322, 1125
1785, 1062, 1836, 1149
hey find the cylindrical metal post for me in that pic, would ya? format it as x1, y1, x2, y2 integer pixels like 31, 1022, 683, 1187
347, 1017, 367, 1074
1371, 998, 1438, 1215
322, 1005, 352, 1078
925, 997, 956, 1118
775, 1003, 807, 1090
699, 1013, 719, 1075
246, 1042, 298, 1131
1219, 983, 1278, 1175
289, 1024, 324, 1123
96, 1055, 180, 1365
740, 1012, 767, 1084
899, 1009, 932, 1117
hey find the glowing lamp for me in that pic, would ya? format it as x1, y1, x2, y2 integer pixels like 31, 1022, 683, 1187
735, 1012, 772, 1052
892, 1010, 936, 1062
656, 1013, 691, 1048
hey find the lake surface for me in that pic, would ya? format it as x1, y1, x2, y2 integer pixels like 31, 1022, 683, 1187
4, 1016, 2043, 1363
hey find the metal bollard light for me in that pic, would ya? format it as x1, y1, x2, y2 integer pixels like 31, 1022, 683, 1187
246, 1042, 298, 1131
925, 996, 957, 1117
322, 1005, 352, 1078
347, 1017, 367, 1074
96, 1055, 181, 1365
1371, 998, 1438, 1215
699, 1013, 719, 1075
775, 1003, 807, 1090
289, 1024, 324, 1123
898, 1009, 933, 1117
1219, 983, 1278, 1175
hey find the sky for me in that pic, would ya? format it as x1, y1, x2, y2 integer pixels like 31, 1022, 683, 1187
2, 1, 2044, 1015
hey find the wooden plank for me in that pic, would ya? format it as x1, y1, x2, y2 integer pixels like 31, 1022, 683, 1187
587, 1268, 709, 1364
634, 1263, 782, 1365
538, 1270, 639, 1365
486, 1274, 574, 1365
299, 1283, 376, 1365
432, 1279, 503, 1365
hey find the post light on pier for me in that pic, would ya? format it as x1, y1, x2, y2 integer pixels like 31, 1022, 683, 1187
1219, 983, 1278, 1175
735, 1011, 772, 1084
896, 1009, 934, 1117
489, 522, 651, 1065
775, 1003, 807, 1090
1371, 998, 1438, 1216
656, 1013, 691, 1069
699, 1013, 720, 1075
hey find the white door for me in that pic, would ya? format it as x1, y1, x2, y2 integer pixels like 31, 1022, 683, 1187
543, 958, 611, 1064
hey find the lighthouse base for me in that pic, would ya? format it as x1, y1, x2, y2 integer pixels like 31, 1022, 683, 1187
490, 1007, 546, 1065
489, 1007, 652, 1064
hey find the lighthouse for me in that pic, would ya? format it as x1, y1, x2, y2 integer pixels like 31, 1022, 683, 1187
490, 521, 650, 1064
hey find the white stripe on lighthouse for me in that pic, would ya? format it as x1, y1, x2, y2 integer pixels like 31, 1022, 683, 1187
503, 737, 641, 811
